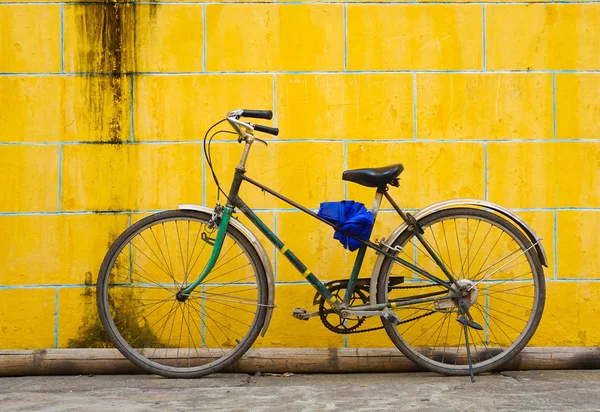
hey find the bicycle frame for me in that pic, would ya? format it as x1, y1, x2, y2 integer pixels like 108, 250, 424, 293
180, 125, 459, 313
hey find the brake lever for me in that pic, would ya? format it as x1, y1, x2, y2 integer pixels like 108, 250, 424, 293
254, 137, 268, 146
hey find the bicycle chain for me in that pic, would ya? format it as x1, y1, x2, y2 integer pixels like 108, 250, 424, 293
321, 283, 443, 335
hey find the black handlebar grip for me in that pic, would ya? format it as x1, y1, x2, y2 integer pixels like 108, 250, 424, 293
253, 124, 280, 136
241, 110, 273, 120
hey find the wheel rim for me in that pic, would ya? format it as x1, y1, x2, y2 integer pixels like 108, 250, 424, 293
379, 210, 543, 372
99, 215, 264, 374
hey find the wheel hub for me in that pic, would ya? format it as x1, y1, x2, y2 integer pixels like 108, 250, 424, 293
175, 290, 189, 302
434, 279, 478, 310
455, 279, 478, 306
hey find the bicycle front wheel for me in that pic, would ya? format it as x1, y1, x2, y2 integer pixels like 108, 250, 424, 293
376, 207, 545, 375
97, 210, 268, 378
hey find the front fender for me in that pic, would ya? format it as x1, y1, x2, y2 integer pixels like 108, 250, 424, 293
369, 199, 548, 305
178, 204, 275, 337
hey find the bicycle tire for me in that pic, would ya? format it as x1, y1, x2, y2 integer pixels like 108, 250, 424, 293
97, 209, 268, 378
376, 207, 545, 375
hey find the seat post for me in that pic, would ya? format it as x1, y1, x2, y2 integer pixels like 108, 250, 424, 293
370, 189, 385, 222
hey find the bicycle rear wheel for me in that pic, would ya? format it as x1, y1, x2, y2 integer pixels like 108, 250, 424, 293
97, 210, 268, 378
376, 208, 545, 375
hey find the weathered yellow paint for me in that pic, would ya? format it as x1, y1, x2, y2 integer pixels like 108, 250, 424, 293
0, 214, 128, 285
64, 4, 203, 73
61, 144, 204, 211
132, 5, 204, 72
0, 76, 131, 143
205, 4, 344, 72
486, 4, 600, 70
0, 5, 60, 72
135, 75, 274, 141
347, 5, 483, 70
417, 74, 553, 140
57, 287, 101, 348
1, 0, 599, 351
205, 142, 344, 209
277, 74, 413, 140
557, 211, 600, 279
488, 142, 600, 209
254, 284, 345, 348
531, 282, 600, 346
0, 146, 59, 212
346, 142, 485, 209
0, 289, 56, 349
556, 74, 600, 139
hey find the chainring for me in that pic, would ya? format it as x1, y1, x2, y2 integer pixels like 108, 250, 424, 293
318, 284, 370, 334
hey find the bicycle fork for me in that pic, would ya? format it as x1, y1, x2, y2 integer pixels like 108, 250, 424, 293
176, 205, 233, 301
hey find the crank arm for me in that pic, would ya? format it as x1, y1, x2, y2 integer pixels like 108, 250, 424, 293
342, 310, 384, 318
292, 308, 320, 320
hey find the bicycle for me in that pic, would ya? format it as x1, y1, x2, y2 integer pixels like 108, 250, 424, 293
97, 109, 547, 380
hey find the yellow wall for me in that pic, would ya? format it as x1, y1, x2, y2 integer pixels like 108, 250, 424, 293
1, 1, 600, 350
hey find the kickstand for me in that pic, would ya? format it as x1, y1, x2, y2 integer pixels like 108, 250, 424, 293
461, 319, 475, 383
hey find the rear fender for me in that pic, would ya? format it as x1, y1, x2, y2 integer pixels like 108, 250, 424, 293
369, 199, 548, 305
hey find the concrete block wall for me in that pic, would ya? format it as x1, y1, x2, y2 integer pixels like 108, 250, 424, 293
1, 0, 600, 349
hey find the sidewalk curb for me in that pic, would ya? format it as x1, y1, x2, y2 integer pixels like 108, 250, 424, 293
2, 347, 600, 376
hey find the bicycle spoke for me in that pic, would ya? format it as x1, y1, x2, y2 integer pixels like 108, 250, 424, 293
127, 299, 179, 347
175, 301, 186, 367
149, 226, 175, 279
202, 263, 252, 285
136, 232, 173, 280
454, 218, 465, 279
473, 304, 504, 350
185, 221, 191, 281
197, 300, 243, 346
150, 299, 179, 360
203, 304, 253, 329
208, 251, 246, 278
441, 221, 455, 277
473, 230, 504, 281
175, 221, 187, 283
204, 283, 258, 295
188, 299, 225, 359
465, 223, 493, 277
203, 306, 247, 339
429, 226, 458, 279
129, 243, 179, 288
377, 209, 543, 374
485, 305, 529, 323
473, 243, 538, 287
455, 321, 463, 365
202, 297, 258, 315
407, 312, 448, 346
112, 296, 173, 327
183, 302, 203, 360
475, 302, 521, 335
488, 294, 533, 311
196, 290, 258, 303
185, 232, 208, 283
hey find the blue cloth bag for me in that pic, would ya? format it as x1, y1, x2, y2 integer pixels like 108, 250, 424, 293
317, 200, 374, 252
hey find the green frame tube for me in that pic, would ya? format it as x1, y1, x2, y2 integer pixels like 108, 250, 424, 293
181, 167, 453, 309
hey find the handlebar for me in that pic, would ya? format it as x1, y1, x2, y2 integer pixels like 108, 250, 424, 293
252, 123, 279, 136
227, 109, 279, 137
240, 109, 273, 120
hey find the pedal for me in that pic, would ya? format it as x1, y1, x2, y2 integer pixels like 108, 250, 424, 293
381, 307, 401, 326
292, 308, 311, 321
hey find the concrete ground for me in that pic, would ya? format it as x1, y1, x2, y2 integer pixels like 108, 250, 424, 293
1, 370, 600, 411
